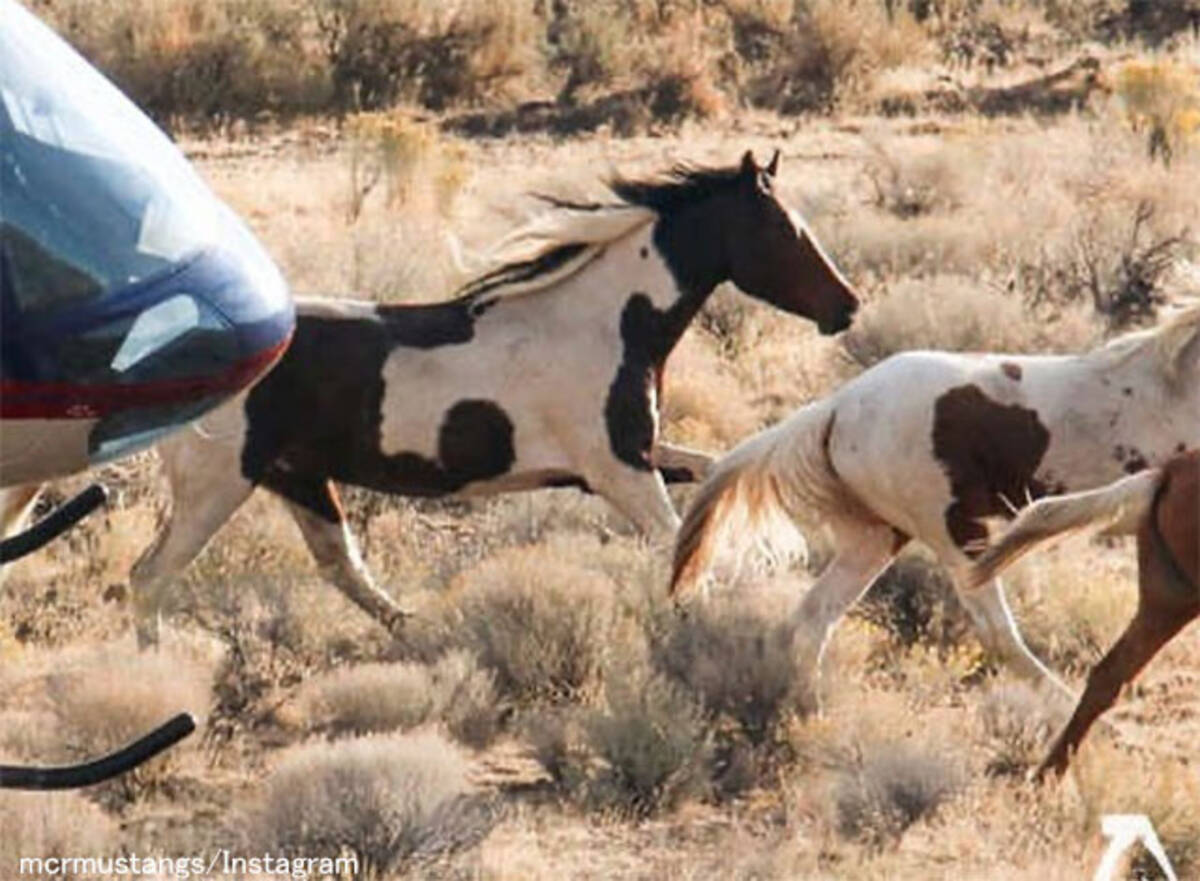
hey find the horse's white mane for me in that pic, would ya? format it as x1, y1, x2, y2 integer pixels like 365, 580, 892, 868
1092, 301, 1200, 382
455, 202, 655, 303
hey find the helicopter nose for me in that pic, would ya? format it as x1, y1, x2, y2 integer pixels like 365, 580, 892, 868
194, 247, 295, 375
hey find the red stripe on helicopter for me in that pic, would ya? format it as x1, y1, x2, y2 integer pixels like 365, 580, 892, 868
0, 338, 289, 420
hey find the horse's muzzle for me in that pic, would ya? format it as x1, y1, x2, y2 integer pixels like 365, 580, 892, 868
819, 307, 856, 335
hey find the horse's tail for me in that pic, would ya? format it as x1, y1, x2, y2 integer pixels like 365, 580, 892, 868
670, 400, 842, 599
966, 468, 1164, 589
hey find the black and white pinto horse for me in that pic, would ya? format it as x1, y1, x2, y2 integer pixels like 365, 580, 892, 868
127, 151, 859, 644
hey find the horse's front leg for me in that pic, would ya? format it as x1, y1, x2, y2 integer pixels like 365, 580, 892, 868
588, 462, 681, 542
652, 441, 715, 483
0, 482, 43, 587
271, 477, 410, 636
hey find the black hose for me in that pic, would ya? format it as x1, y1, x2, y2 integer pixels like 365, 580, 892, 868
0, 484, 108, 564
0, 713, 196, 790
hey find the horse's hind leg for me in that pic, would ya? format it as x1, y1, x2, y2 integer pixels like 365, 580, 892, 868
953, 575, 1071, 700
273, 478, 409, 635
1038, 518, 1199, 778
789, 520, 898, 706
1038, 596, 1194, 778
131, 441, 254, 648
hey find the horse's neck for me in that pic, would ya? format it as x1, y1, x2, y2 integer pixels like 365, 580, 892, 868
1081, 338, 1200, 451
543, 223, 714, 354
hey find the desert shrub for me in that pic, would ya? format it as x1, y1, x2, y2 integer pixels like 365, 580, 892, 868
344, 112, 469, 221
41, 636, 216, 803
520, 706, 593, 798
660, 326, 761, 448
519, 660, 713, 818
977, 681, 1058, 777
831, 739, 964, 847
1064, 198, 1193, 327
296, 661, 435, 736
854, 554, 970, 652
862, 135, 970, 218
429, 650, 502, 749
540, 0, 727, 127
648, 595, 811, 798
450, 545, 617, 705
1097, 0, 1200, 46
650, 597, 801, 745
840, 275, 1097, 368
741, 0, 933, 113
36, 0, 328, 127
313, 0, 538, 112
293, 651, 500, 746
1004, 538, 1136, 678
0, 711, 61, 765
545, 0, 638, 103
1116, 59, 1200, 160
0, 791, 118, 877
254, 730, 496, 879
583, 664, 712, 818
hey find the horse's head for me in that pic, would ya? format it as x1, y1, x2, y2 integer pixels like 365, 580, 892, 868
723, 150, 859, 335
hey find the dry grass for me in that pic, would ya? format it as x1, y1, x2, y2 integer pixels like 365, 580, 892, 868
977, 681, 1060, 777
291, 650, 499, 747
0, 791, 118, 878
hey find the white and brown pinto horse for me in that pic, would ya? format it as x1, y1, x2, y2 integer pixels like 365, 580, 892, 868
968, 449, 1198, 778
671, 305, 1200, 698
125, 151, 858, 644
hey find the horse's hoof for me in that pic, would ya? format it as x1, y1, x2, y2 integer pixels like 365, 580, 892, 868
1027, 759, 1063, 784
385, 609, 414, 638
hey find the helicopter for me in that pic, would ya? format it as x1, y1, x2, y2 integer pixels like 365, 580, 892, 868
0, 0, 295, 788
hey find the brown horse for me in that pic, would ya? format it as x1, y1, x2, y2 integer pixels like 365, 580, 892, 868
968, 449, 1198, 778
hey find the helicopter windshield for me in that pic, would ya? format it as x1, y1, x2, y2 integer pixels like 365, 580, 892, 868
0, 0, 286, 320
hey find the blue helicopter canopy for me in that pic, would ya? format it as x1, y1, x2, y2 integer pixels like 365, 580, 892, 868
0, 0, 294, 484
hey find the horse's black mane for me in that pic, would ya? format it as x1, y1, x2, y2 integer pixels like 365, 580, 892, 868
534, 161, 747, 215
608, 161, 745, 214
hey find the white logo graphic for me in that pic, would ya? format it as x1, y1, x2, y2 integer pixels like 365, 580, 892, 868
1095, 814, 1177, 881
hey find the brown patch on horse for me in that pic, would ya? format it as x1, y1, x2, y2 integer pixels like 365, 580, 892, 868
1000, 362, 1023, 381
932, 384, 1051, 553
1151, 450, 1199, 588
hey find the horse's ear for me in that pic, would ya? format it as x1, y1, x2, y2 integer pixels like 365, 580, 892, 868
765, 149, 780, 177
739, 150, 758, 178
